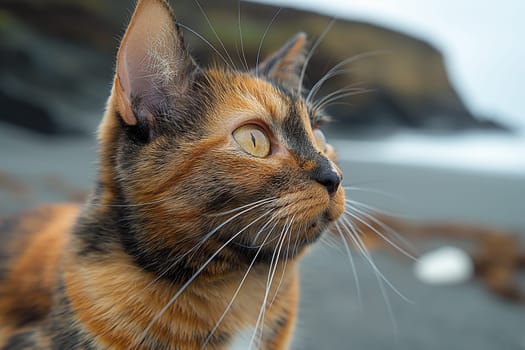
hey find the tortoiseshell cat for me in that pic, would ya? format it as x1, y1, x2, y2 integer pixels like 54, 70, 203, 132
0, 0, 345, 348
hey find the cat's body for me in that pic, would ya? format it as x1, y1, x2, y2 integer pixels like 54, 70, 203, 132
0, 0, 344, 349
0, 205, 297, 350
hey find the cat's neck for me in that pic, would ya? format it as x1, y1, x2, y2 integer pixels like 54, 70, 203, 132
61, 234, 297, 349
65, 189, 298, 348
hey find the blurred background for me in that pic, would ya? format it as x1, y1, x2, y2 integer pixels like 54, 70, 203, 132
1, 0, 524, 349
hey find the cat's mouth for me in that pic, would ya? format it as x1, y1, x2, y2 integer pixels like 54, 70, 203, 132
306, 207, 343, 239
286, 189, 346, 248
222, 188, 345, 260
304, 218, 326, 242
324, 186, 346, 220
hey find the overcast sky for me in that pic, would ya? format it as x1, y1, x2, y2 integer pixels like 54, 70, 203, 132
253, 0, 525, 130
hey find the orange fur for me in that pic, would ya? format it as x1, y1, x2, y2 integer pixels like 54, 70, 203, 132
0, 204, 79, 343
63, 250, 298, 349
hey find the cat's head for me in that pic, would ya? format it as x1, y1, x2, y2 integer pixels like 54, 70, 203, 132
98, 0, 345, 267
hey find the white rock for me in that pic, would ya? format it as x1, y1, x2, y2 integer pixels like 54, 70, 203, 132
414, 246, 474, 285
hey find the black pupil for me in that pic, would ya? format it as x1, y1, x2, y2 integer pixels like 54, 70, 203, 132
250, 132, 257, 147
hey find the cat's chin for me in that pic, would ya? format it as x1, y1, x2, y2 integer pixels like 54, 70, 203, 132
290, 188, 345, 248
295, 207, 345, 249
326, 188, 346, 222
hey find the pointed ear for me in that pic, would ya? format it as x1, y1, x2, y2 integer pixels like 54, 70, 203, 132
114, 0, 195, 126
257, 32, 308, 92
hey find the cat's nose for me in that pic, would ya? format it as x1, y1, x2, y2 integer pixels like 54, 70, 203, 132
311, 162, 341, 195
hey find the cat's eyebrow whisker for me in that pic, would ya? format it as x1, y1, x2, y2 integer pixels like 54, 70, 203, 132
176, 22, 232, 70
192, 0, 236, 69
314, 101, 354, 114
298, 17, 337, 95
236, 0, 249, 71
314, 93, 368, 113
312, 87, 373, 114
306, 50, 389, 104
139, 208, 277, 344
255, 8, 283, 77
200, 219, 277, 349
313, 82, 367, 103
311, 83, 367, 106
307, 68, 357, 107
344, 206, 416, 261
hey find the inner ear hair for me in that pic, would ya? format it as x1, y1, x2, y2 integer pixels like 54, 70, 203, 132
114, 0, 196, 127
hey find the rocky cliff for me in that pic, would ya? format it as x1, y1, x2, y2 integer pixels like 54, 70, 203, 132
0, 0, 507, 136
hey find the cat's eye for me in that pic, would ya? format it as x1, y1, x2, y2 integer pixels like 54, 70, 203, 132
233, 125, 271, 158
313, 129, 327, 153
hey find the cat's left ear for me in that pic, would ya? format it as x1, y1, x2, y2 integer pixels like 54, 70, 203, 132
114, 0, 196, 126
257, 32, 308, 93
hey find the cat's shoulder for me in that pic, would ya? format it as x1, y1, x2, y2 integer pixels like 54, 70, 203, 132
0, 203, 80, 333
0, 203, 81, 258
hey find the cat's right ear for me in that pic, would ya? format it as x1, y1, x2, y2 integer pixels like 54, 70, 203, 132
114, 0, 195, 126
257, 32, 308, 93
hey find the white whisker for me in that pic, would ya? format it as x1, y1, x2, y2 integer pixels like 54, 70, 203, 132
206, 197, 277, 217
177, 22, 232, 70
200, 217, 278, 349
344, 198, 407, 220
343, 185, 401, 201
319, 234, 341, 249
345, 201, 418, 254
193, 0, 236, 69
252, 212, 281, 244
237, 0, 249, 71
340, 216, 412, 304
269, 217, 295, 307
312, 88, 372, 113
339, 218, 400, 334
306, 50, 389, 105
334, 221, 362, 308
138, 208, 277, 344
255, 8, 283, 77
298, 18, 337, 94
145, 198, 277, 287
344, 208, 416, 261
249, 216, 293, 349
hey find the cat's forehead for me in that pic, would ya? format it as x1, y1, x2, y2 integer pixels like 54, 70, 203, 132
204, 69, 311, 129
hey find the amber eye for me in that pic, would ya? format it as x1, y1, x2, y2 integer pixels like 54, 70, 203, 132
233, 125, 271, 158
313, 129, 327, 153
